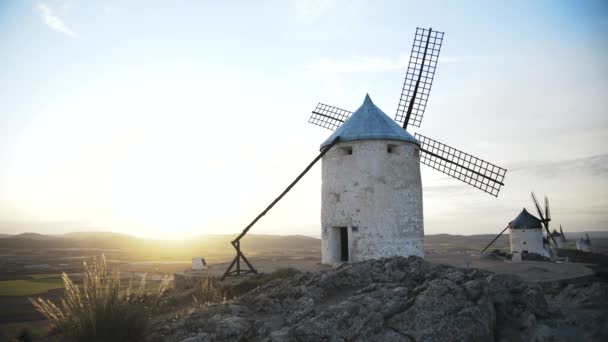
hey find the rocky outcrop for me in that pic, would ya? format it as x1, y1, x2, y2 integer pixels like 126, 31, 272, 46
152, 257, 607, 342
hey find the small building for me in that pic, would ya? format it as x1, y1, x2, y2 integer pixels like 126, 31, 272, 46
191, 257, 208, 270
320, 95, 424, 265
508, 208, 546, 256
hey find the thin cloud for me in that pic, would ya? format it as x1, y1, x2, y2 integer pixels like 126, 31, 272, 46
508, 154, 608, 178
308, 56, 407, 73
35, 2, 76, 37
308, 55, 481, 73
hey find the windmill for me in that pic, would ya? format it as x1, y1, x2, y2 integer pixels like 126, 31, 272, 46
577, 233, 591, 252
309, 27, 507, 197
531, 192, 559, 248
550, 224, 566, 247
222, 27, 507, 278
482, 192, 558, 255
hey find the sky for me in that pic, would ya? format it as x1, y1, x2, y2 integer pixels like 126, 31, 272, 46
0, 0, 606, 239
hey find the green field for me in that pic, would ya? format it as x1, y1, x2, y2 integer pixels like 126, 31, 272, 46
0, 274, 63, 297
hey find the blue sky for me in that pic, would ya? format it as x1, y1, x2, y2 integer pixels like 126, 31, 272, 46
0, 0, 606, 238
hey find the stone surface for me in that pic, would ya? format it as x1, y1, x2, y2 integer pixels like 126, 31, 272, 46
153, 257, 608, 342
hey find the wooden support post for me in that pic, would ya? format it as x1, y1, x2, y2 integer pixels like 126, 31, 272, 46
221, 138, 340, 280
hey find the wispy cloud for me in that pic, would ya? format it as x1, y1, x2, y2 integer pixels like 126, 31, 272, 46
308, 55, 481, 73
508, 154, 608, 178
308, 56, 407, 73
35, 2, 76, 37
292, 0, 340, 19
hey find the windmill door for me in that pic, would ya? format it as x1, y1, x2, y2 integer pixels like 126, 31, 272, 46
340, 227, 349, 261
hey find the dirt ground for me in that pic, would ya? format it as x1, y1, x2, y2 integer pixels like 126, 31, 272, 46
425, 251, 594, 282
186, 252, 594, 284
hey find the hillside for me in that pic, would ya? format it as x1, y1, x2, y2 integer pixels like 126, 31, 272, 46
1, 231, 606, 254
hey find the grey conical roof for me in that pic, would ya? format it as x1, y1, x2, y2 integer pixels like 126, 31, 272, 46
509, 208, 543, 229
320, 94, 419, 149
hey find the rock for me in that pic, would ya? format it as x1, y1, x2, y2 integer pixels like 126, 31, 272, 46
269, 327, 289, 342
463, 279, 484, 300
180, 333, 211, 342
554, 282, 608, 308
153, 256, 607, 342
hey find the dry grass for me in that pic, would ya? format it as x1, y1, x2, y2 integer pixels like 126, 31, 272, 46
30, 255, 169, 342
192, 275, 226, 306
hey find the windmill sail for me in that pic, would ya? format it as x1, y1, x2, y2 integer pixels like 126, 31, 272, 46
531, 192, 558, 247
545, 196, 551, 222
415, 133, 506, 197
308, 103, 352, 131
307, 28, 508, 197
395, 28, 444, 129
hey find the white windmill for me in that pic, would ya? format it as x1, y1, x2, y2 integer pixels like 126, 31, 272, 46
483, 192, 558, 258
309, 28, 507, 264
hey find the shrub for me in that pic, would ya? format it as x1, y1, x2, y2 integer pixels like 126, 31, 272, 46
16, 328, 32, 342
30, 255, 169, 342
192, 275, 225, 305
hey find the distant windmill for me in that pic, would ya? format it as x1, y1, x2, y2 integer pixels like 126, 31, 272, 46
577, 233, 591, 252
309, 28, 507, 197
482, 192, 558, 255
550, 224, 566, 247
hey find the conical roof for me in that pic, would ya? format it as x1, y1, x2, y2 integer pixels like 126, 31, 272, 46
509, 208, 542, 229
320, 94, 419, 149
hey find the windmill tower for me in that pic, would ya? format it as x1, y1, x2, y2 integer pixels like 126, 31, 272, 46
507, 208, 546, 256
310, 28, 508, 264
320, 95, 424, 263
482, 192, 558, 257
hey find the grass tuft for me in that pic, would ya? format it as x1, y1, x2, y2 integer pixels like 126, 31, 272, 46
192, 275, 225, 306
29, 254, 169, 342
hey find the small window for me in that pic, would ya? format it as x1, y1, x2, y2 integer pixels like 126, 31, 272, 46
340, 146, 353, 155
387, 144, 397, 153
523, 241, 527, 245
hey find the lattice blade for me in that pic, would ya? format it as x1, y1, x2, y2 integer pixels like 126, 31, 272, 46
308, 103, 352, 131
531, 192, 546, 222
545, 196, 551, 222
395, 28, 444, 129
416, 133, 507, 197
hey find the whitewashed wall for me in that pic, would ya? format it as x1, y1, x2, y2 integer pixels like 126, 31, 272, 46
321, 139, 424, 264
509, 228, 544, 255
